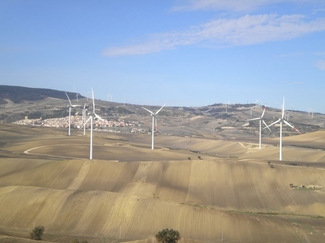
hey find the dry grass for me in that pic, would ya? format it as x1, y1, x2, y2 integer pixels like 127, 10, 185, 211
1, 123, 325, 243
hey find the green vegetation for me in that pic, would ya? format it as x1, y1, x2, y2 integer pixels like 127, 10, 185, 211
289, 183, 322, 190
155, 228, 181, 243
0, 85, 83, 103
71, 239, 88, 243
30, 226, 44, 240
227, 209, 324, 219
267, 161, 275, 168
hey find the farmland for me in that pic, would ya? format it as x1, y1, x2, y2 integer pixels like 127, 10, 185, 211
1, 122, 325, 242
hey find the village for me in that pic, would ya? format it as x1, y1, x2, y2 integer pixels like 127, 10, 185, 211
13, 115, 145, 133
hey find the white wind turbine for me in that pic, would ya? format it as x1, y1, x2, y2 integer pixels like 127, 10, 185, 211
248, 106, 271, 150
142, 104, 165, 150
65, 92, 80, 136
84, 88, 103, 160
265, 97, 301, 161
107, 93, 112, 102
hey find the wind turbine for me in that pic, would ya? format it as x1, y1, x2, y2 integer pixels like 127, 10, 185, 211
65, 92, 80, 136
142, 104, 165, 150
265, 97, 301, 161
84, 88, 103, 160
247, 106, 271, 150
107, 93, 112, 102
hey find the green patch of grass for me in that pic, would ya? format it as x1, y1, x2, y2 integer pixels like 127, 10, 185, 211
181, 202, 215, 210
226, 210, 324, 219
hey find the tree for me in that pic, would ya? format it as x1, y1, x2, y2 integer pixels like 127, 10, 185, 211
30, 226, 45, 240
155, 228, 180, 243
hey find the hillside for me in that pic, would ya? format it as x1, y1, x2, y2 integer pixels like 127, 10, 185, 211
0, 86, 324, 140
0, 85, 83, 104
1, 123, 325, 242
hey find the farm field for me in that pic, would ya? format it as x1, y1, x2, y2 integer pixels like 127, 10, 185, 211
1, 123, 325, 243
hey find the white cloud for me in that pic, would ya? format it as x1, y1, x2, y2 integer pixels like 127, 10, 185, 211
315, 60, 325, 70
172, 0, 322, 12
102, 14, 325, 56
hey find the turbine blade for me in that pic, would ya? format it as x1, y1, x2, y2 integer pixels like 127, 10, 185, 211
65, 92, 72, 106
264, 119, 281, 130
155, 104, 166, 115
262, 120, 272, 132
94, 113, 104, 121
283, 120, 301, 134
282, 97, 285, 119
247, 117, 260, 121
91, 88, 96, 112
261, 106, 266, 118
142, 107, 154, 115
85, 117, 91, 124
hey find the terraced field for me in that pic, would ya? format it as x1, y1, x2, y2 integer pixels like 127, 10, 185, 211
1, 123, 325, 243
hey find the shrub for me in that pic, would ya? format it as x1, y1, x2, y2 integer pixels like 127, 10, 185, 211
155, 228, 180, 243
71, 240, 88, 243
30, 226, 45, 240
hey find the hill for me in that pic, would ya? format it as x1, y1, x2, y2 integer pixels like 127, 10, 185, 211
1, 123, 325, 242
0, 86, 324, 139
0, 85, 83, 104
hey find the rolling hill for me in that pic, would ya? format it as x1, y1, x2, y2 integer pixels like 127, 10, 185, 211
1, 86, 325, 242
1, 122, 325, 242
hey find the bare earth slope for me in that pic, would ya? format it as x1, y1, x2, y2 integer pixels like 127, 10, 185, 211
1, 123, 325, 243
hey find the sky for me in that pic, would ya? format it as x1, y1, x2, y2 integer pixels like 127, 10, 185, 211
1, 0, 325, 113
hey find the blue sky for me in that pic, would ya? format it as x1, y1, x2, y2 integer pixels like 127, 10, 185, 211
1, 0, 325, 113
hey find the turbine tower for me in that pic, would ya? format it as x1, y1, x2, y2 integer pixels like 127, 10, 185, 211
265, 97, 301, 161
84, 88, 103, 160
142, 104, 165, 150
82, 103, 87, 135
65, 92, 80, 136
247, 106, 271, 150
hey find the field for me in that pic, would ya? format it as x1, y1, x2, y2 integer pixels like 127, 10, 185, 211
1, 123, 325, 243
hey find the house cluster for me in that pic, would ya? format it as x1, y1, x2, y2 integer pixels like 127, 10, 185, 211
13, 115, 142, 131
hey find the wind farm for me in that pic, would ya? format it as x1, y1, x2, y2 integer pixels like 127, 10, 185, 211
1, 86, 325, 243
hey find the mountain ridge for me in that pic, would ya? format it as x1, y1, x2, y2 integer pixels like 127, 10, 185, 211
0, 85, 83, 104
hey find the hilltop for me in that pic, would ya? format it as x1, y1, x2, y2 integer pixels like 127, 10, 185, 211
0, 85, 83, 104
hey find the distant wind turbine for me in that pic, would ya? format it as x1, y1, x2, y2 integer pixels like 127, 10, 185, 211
65, 92, 80, 136
84, 88, 103, 160
265, 97, 301, 161
247, 106, 271, 150
107, 93, 113, 102
142, 104, 165, 150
